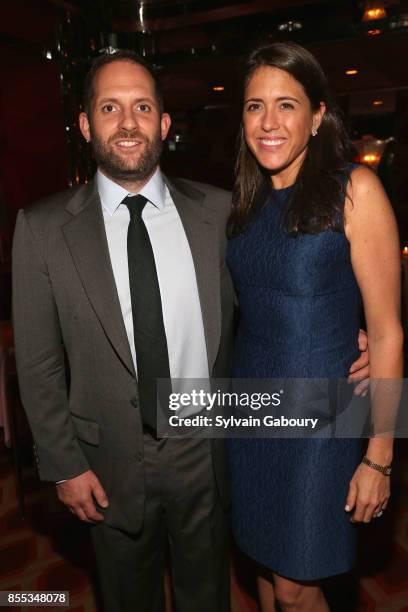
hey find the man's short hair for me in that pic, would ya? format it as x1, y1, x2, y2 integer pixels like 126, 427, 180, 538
82, 49, 164, 116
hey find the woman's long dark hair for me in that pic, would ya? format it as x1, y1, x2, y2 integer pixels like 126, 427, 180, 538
228, 42, 354, 237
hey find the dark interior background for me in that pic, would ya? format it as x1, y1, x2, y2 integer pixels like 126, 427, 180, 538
0, 0, 407, 245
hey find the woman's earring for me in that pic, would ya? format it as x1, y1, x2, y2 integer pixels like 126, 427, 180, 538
312, 128, 318, 137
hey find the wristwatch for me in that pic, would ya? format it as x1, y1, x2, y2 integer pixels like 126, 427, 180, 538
362, 455, 392, 476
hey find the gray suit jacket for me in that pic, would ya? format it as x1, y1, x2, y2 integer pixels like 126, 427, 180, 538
12, 174, 234, 534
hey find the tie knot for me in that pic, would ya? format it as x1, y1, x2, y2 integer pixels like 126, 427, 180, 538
123, 194, 148, 219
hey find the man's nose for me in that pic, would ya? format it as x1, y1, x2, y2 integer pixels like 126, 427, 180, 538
119, 108, 139, 132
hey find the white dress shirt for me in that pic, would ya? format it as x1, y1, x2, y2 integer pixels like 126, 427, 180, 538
97, 168, 209, 383
57, 169, 208, 482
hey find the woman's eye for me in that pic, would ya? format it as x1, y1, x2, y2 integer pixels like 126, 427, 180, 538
246, 103, 261, 112
280, 102, 294, 110
102, 104, 116, 113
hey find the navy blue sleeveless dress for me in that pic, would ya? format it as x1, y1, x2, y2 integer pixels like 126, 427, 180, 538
226, 174, 364, 581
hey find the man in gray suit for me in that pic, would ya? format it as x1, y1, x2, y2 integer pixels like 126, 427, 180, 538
12, 50, 233, 612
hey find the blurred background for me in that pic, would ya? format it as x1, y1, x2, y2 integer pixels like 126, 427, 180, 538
0, 1, 407, 610
1, 1, 408, 237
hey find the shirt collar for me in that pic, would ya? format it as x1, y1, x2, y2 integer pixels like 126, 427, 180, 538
97, 167, 167, 216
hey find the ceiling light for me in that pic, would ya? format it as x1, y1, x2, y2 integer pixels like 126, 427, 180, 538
212, 86, 225, 92
367, 28, 382, 35
362, 1, 387, 22
345, 69, 358, 75
372, 100, 383, 106
389, 14, 408, 29
277, 21, 303, 32
362, 153, 380, 163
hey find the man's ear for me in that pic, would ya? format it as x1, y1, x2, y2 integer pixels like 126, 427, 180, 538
161, 112, 171, 141
79, 112, 91, 142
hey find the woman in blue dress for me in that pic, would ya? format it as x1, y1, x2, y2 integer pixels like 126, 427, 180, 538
226, 42, 402, 611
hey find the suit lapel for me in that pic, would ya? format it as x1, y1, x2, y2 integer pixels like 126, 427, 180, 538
164, 177, 221, 372
62, 180, 136, 376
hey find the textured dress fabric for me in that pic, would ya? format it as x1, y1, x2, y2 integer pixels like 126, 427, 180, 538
226, 173, 364, 580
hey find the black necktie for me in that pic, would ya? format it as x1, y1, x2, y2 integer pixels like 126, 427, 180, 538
124, 194, 171, 431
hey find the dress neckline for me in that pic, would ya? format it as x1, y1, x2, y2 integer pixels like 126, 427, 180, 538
272, 183, 296, 193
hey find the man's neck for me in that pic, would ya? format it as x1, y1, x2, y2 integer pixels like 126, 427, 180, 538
98, 167, 158, 194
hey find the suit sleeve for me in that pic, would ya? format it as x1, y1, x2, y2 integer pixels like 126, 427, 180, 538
12, 210, 90, 481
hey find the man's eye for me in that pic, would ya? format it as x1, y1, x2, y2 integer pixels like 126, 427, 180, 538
102, 104, 116, 113
138, 104, 151, 112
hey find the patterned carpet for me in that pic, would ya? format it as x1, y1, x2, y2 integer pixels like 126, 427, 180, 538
0, 437, 407, 612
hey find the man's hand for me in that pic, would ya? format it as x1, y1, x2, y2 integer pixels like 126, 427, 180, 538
348, 329, 369, 395
56, 470, 109, 523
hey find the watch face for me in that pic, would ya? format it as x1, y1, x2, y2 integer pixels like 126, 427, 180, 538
363, 457, 391, 475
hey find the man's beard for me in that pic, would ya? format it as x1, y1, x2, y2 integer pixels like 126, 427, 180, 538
90, 127, 163, 183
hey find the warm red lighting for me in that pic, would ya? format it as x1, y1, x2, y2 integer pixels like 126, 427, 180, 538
362, 153, 380, 164
212, 86, 225, 92
367, 28, 381, 35
364, 7, 386, 20
372, 100, 384, 106
362, 2, 387, 22
345, 69, 358, 76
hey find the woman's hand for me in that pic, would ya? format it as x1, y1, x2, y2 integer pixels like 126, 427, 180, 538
345, 463, 390, 523
348, 329, 370, 396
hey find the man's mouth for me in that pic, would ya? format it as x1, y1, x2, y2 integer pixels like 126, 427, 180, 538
115, 140, 143, 148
